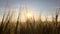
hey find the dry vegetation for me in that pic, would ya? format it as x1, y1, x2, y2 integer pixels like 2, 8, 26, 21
0, 0, 60, 34
0, 8, 60, 34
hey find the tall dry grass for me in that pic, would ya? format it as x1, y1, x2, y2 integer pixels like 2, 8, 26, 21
0, 2, 60, 34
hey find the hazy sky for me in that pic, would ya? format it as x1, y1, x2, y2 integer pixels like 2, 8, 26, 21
0, 0, 60, 17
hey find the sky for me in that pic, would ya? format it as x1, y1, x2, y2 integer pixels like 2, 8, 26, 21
0, 0, 60, 21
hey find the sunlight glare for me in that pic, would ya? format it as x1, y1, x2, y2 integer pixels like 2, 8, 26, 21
27, 12, 32, 18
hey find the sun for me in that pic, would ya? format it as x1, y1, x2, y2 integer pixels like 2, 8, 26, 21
24, 9, 34, 19
27, 12, 32, 18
